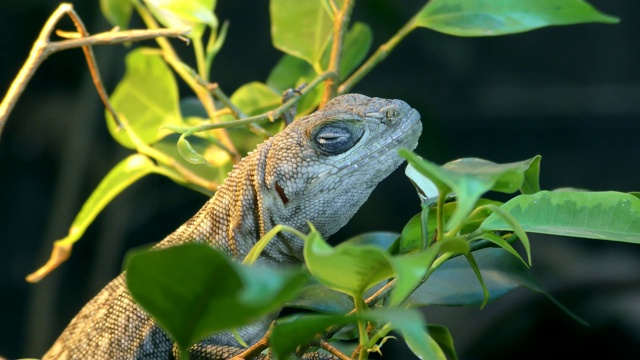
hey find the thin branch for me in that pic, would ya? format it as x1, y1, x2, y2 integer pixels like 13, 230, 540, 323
0, 3, 190, 139
317, 340, 351, 360
320, 0, 355, 107
178, 71, 336, 135
230, 324, 272, 360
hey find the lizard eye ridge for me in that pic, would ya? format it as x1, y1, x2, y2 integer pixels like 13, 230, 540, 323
313, 123, 363, 155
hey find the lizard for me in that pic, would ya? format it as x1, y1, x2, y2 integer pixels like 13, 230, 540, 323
42, 93, 423, 359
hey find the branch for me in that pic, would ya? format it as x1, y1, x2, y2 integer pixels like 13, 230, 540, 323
0, 3, 190, 139
320, 0, 355, 107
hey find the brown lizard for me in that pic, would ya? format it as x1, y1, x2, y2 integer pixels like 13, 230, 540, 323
43, 93, 422, 359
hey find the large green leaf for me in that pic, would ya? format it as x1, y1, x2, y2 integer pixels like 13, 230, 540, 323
125, 243, 309, 351
106, 48, 183, 149
304, 230, 394, 298
481, 191, 640, 243
100, 0, 133, 29
414, 0, 619, 37
270, 0, 334, 68
401, 151, 540, 230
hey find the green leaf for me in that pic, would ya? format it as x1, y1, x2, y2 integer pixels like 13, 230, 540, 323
481, 191, 640, 243
266, 55, 323, 117
428, 325, 458, 360
414, 0, 619, 37
271, 313, 356, 358
230, 82, 282, 116
151, 134, 230, 196
270, 0, 334, 68
340, 231, 398, 250
408, 247, 583, 324
304, 229, 394, 298
126, 243, 308, 351
144, 0, 217, 38
106, 48, 183, 148
390, 237, 469, 306
368, 308, 445, 360
100, 0, 133, 29
177, 135, 208, 164
400, 151, 540, 230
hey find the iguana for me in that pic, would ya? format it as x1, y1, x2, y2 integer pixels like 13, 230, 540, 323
43, 94, 422, 359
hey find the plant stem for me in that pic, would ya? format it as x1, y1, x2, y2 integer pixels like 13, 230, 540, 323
435, 192, 447, 242
193, 36, 208, 81
338, 15, 417, 94
321, 0, 355, 106
135, 3, 239, 160
353, 294, 370, 360
182, 71, 335, 134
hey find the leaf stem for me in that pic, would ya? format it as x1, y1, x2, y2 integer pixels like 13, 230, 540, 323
178, 71, 336, 135
353, 294, 370, 360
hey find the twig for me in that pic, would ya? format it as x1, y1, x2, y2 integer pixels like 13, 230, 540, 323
177, 71, 336, 135
230, 324, 272, 360
317, 340, 351, 360
0, 3, 190, 139
320, 0, 355, 107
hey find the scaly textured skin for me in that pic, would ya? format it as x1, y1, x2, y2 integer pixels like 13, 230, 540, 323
43, 94, 422, 359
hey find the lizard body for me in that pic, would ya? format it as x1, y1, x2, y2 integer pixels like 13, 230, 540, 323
43, 94, 422, 359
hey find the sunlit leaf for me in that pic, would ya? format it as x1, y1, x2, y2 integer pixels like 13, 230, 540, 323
481, 191, 640, 243
270, 0, 334, 67
414, 0, 619, 37
106, 48, 183, 148
26, 154, 157, 282
177, 136, 208, 164
144, 0, 217, 38
230, 82, 282, 116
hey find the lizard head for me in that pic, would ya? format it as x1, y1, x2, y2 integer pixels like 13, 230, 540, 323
262, 93, 422, 242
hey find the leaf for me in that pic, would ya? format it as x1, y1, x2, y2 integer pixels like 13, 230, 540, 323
144, 0, 217, 38
409, 248, 525, 306
400, 151, 540, 231
230, 82, 282, 116
339, 231, 398, 250
271, 313, 356, 358
304, 229, 394, 298
100, 0, 133, 29
390, 237, 469, 306
106, 48, 183, 149
26, 154, 157, 282
270, 0, 334, 67
125, 244, 308, 351
177, 135, 208, 164
414, 0, 619, 37
367, 308, 445, 360
428, 325, 458, 360
481, 191, 640, 243
407, 248, 585, 325
152, 134, 231, 195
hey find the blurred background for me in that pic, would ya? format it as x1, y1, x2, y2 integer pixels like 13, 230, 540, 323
0, 0, 638, 358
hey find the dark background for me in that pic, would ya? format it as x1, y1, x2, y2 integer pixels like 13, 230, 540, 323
1, 1, 638, 358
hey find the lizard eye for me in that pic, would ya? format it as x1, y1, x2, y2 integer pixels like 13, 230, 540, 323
313, 123, 363, 155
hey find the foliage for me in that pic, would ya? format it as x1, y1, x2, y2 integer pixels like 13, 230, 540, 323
6, 0, 633, 359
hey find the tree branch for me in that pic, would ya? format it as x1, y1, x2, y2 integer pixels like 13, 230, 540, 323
0, 2, 190, 139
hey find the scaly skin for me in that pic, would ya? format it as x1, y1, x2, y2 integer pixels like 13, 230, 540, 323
43, 94, 422, 359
